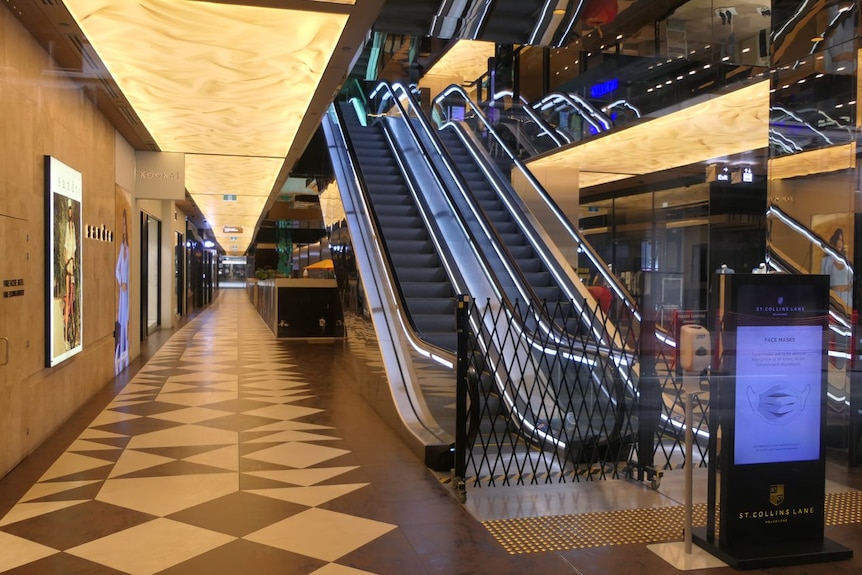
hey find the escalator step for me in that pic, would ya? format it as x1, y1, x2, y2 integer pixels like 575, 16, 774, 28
404, 297, 457, 315
390, 252, 442, 268
384, 227, 431, 242
400, 282, 454, 298
396, 266, 449, 283
411, 314, 457, 332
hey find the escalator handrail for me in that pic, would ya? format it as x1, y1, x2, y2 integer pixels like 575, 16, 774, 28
433, 84, 642, 325
766, 204, 853, 334
767, 204, 853, 275
323, 103, 453, 445
490, 89, 568, 147
603, 99, 643, 122
329, 102, 458, 367
533, 92, 612, 134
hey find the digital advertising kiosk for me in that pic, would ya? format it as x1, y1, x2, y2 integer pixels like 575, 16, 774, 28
694, 273, 852, 568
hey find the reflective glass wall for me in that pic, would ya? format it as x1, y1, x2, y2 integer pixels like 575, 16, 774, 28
766, 0, 859, 463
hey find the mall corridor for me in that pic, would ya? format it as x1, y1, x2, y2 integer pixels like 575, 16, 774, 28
2, 288, 862, 574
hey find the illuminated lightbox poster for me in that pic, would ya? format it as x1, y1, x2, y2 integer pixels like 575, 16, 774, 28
115, 185, 131, 374
45, 156, 83, 367
734, 324, 822, 465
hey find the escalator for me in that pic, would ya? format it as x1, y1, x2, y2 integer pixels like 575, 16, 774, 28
395, 83, 640, 468
433, 126, 578, 333
328, 82, 640, 477
338, 104, 458, 352
429, 85, 641, 332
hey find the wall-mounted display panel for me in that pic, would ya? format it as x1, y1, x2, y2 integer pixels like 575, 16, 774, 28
45, 156, 83, 367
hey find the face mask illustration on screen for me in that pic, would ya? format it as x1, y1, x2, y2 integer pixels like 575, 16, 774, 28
746, 383, 810, 424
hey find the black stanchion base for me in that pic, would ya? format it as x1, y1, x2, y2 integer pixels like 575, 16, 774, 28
692, 528, 852, 570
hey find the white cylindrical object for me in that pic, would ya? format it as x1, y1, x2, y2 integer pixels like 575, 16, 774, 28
684, 390, 694, 555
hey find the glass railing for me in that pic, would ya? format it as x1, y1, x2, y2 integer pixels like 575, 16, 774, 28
531, 92, 612, 144
484, 90, 567, 157
432, 84, 642, 333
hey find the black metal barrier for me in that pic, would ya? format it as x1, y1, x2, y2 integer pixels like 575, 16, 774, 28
453, 293, 712, 491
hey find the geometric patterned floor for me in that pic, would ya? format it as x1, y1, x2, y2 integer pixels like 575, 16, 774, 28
0, 292, 393, 575
3, 289, 862, 574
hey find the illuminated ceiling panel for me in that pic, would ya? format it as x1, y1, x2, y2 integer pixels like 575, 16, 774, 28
425, 40, 496, 81
64, 0, 349, 255
528, 81, 771, 189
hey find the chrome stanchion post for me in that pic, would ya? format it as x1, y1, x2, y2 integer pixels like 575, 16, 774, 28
684, 389, 695, 554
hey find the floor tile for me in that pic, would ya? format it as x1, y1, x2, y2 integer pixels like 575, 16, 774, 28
126, 424, 237, 449
245, 429, 341, 443
311, 563, 380, 575
66, 518, 235, 575
248, 483, 369, 506
0, 552, 129, 574
166, 491, 306, 537
38, 453, 114, 482
152, 391, 238, 407
242, 442, 350, 469
243, 466, 359, 486
0, 532, 58, 572
0, 499, 157, 550
0, 500, 89, 528
157, 539, 327, 575
183, 444, 240, 471
244, 507, 396, 561
17, 480, 101, 503
96, 473, 238, 516
147, 406, 235, 424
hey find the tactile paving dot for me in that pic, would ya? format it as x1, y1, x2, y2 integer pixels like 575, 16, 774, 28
825, 490, 862, 526
482, 492, 862, 554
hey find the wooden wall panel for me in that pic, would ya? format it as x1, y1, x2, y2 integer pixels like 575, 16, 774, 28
0, 4, 118, 478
